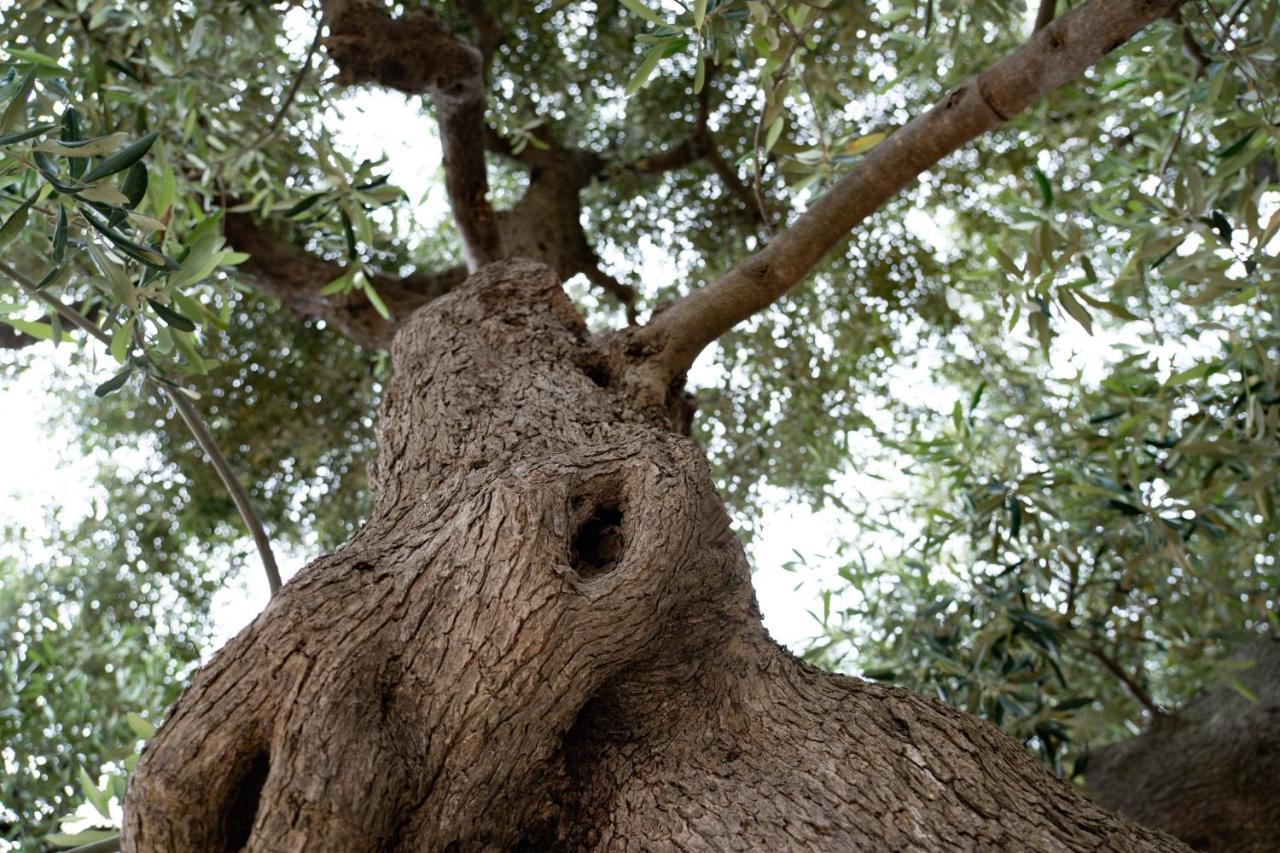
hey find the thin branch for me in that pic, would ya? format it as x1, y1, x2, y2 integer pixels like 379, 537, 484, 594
580, 258, 639, 325
169, 388, 282, 593
1176, 9, 1210, 79
637, 0, 1189, 387
63, 836, 119, 853
0, 260, 283, 595
245, 18, 324, 152
1090, 647, 1164, 717
456, 0, 504, 72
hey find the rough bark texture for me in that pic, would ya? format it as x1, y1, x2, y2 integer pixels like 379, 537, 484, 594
124, 260, 1181, 851
1087, 640, 1280, 852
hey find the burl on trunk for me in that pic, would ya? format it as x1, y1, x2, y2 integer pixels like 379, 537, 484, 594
123, 261, 1179, 851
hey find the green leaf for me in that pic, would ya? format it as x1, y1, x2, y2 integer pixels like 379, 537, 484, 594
2, 48, 68, 71
319, 266, 356, 295
625, 47, 663, 97
620, 0, 668, 27
0, 195, 32, 248
168, 232, 225, 289
0, 68, 34, 134
34, 132, 130, 157
120, 161, 148, 209
1057, 288, 1093, 333
52, 202, 67, 262
94, 363, 134, 397
361, 277, 391, 320
694, 0, 708, 29
1032, 168, 1053, 208
82, 209, 175, 270
78, 767, 112, 819
147, 298, 196, 332
86, 241, 138, 310
1, 318, 53, 340
1166, 361, 1221, 387
45, 830, 118, 848
126, 711, 156, 739
0, 122, 56, 145
81, 131, 158, 184
109, 322, 132, 363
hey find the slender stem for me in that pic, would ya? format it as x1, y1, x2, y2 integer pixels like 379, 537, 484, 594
0, 261, 282, 594
64, 835, 120, 853
245, 19, 324, 152
168, 390, 282, 592
1090, 647, 1164, 718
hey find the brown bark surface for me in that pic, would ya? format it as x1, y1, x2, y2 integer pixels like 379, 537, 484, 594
1086, 641, 1280, 852
123, 261, 1182, 852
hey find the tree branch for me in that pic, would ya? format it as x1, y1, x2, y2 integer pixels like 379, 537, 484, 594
222, 212, 467, 348
637, 0, 1187, 386
1090, 647, 1164, 718
0, 260, 283, 594
1034, 0, 1057, 32
245, 18, 324, 152
321, 0, 502, 269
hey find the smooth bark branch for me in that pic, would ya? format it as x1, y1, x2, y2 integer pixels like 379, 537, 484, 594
322, 0, 502, 270
640, 0, 1186, 383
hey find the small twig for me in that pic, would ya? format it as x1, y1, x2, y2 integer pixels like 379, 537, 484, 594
1090, 647, 1164, 718
245, 19, 324, 152
580, 260, 639, 325
0, 261, 282, 595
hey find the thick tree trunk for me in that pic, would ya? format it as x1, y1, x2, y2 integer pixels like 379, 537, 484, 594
1086, 641, 1280, 852
122, 261, 1180, 851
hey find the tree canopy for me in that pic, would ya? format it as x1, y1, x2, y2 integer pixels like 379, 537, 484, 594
0, 0, 1277, 848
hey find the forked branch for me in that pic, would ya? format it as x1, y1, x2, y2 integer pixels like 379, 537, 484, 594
321, 0, 501, 269
638, 0, 1187, 384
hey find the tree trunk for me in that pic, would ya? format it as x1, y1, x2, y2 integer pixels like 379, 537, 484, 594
122, 261, 1181, 851
1086, 641, 1280, 852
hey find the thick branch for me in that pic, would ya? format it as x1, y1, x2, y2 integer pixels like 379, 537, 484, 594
222, 212, 466, 349
322, 0, 501, 269
639, 0, 1186, 384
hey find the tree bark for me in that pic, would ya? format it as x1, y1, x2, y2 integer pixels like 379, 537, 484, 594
123, 260, 1181, 851
1086, 640, 1280, 852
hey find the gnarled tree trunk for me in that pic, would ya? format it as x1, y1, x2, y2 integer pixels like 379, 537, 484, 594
1087, 641, 1280, 852
123, 260, 1180, 851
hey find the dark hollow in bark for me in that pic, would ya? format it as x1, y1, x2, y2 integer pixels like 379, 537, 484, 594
1086, 640, 1280, 852
122, 260, 1182, 851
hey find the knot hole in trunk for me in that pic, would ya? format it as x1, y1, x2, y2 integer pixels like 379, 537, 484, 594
570, 495, 626, 578
222, 747, 269, 851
